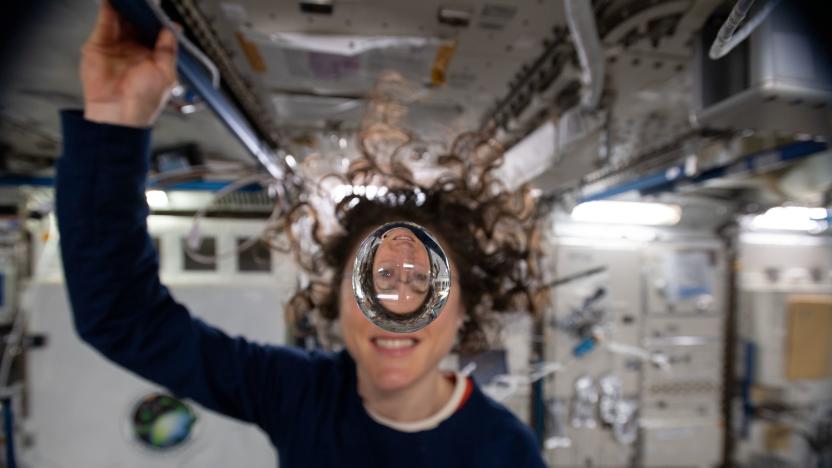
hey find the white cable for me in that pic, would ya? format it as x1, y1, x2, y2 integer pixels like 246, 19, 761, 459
605, 341, 671, 372
709, 0, 781, 60
147, 165, 252, 187
184, 174, 286, 264
484, 360, 567, 402
563, 0, 605, 110
144, 0, 221, 89
528, 361, 565, 382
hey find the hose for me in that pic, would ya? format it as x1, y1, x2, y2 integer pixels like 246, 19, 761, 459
709, 0, 781, 60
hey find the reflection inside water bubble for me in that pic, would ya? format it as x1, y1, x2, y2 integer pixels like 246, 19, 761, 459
373, 227, 431, 312
353, 222, 451, 333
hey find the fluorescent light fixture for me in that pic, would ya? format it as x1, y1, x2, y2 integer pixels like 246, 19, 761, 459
571, 201, 682, 225
145, 190, 169, 210
750, 206, 829, 232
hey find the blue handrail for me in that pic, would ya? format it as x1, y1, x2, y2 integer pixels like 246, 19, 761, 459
107, 0, 287, 180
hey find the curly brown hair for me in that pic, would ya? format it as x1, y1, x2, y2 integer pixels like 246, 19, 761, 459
280, 74, 547, 355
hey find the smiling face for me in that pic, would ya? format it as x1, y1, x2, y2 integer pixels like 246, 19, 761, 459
340, 228, 463, 392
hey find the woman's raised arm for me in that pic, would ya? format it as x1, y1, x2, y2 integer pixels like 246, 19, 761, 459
54, 1, 324, 447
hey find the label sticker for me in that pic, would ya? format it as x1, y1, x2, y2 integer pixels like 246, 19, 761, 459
431, 40, 458, 86
479, 4, 517, 30
220, 3, 249, 23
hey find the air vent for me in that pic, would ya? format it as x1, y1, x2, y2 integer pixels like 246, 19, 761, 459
299, 0, 334, 15
212, 190, 274, 213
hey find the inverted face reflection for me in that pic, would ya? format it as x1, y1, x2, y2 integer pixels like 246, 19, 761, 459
352, 222, 451, 333
372, 227, 431, 314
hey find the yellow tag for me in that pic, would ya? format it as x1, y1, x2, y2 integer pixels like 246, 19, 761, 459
235, 32, 267, 73
431, 40, 458, 86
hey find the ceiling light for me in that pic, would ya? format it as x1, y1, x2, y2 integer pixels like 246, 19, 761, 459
750, 206, 829, 232
146, 190, 169, 210
571, 200, 682, 226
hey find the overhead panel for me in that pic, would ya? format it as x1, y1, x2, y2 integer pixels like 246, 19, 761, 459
193, 0, 564, 141
490, 0, 723, 191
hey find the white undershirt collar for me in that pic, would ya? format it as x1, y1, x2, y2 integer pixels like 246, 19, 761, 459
364, 372, 467, 433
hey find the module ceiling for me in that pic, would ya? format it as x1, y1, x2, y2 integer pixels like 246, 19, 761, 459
191, 0, 568, 140
2, 0, 725, 186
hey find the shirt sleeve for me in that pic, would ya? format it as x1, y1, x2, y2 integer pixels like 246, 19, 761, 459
54, 110, 315, 444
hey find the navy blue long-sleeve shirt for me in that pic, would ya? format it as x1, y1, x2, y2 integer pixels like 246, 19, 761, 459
55, 110, 546, 468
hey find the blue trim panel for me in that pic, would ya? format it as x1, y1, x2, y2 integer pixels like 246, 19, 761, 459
0, 176, 261, 193
579, 140, 828, 202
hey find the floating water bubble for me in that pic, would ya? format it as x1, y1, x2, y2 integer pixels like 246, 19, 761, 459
352, 221, 451, 333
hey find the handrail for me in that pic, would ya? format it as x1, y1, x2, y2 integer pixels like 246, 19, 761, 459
109, 0, 289, 181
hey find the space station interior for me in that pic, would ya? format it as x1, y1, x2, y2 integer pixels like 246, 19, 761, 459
0, 0, 830, 467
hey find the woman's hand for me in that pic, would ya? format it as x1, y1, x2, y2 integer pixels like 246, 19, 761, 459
81, 0, 178, 128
